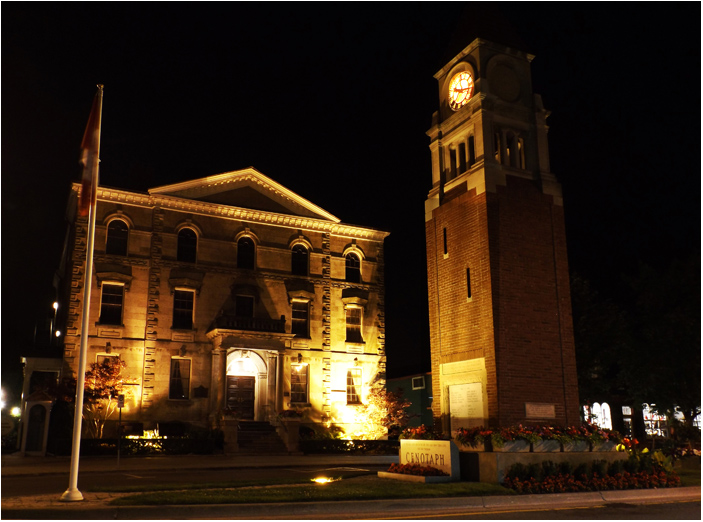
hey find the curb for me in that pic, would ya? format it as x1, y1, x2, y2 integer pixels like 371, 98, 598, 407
2, 488, 700, 520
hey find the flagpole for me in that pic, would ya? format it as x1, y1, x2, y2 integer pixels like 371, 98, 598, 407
61, 85, 104, 502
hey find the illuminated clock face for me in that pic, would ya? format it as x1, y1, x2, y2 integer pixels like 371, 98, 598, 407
448, 71, 474, 111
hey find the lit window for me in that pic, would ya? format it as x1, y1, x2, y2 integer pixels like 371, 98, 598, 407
347, 368, 362, 404
345, 253, 361, 283
291, 244, 309, 276
106, 220, 128, 256
177, 228, 197, 263
346, 306, 363, 343
173, 290, 195, 329
237, 237, 255, 269
169, 358, 191, 400
99, 283, 124, 325
291, 364, 308, 404
291, 301, 310, 337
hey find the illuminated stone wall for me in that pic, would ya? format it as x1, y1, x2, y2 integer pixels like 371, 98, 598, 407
61, 168, 388, 437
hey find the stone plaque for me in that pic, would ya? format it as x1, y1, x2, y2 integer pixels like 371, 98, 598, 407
399, 439, 460, 480
525, 402, 556, 419
449, 382, 484, 432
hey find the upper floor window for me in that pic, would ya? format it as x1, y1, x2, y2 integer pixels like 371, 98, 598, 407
237, 237, 255, 269
99, 283, 124, 325
345, 253, 361, 283
177, 228, 197, 263
172, 289, 195, 330
291, 300, 310, 337
106, 219, 128, 256
346, 306, 363, 343
235, 295, 254, 317
291, 244, 309, 276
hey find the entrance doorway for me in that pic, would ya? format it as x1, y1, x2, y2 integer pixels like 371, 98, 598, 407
226, 376, 255, 419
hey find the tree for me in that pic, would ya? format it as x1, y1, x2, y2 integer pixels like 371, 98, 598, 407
83, 357, 132, 439
347, 386, 412, 440
623, 255, 701, 427
48, 358, 134, 439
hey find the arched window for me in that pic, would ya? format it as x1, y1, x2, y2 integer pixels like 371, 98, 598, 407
177, 228, 197, 263
237, 237, 255, 269
291, 244, 309, 276
345, 253, 361, 283
106, 220, 128, 256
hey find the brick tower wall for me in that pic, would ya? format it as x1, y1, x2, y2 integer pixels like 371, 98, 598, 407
487, 177, 580, 426
425, 186, 498, 424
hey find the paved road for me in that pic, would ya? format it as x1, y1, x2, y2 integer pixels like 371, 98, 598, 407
376, 500, 701, 520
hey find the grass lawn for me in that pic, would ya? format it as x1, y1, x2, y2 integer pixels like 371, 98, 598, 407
108, 476, 513, 506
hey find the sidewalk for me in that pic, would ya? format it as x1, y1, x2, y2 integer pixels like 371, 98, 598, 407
2, 453, 700, 520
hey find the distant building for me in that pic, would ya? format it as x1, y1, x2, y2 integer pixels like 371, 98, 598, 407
387, 372, 433, 428
48, 168, 389, 437
425, 38, 580, 433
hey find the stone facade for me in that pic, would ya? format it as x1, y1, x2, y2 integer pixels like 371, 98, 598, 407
425, 39, 580, 432
59, 168, 388, 436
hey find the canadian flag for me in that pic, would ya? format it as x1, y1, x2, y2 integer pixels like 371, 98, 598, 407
78, 85, 103, 217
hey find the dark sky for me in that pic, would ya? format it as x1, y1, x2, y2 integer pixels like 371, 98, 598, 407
2, 3, 700, 399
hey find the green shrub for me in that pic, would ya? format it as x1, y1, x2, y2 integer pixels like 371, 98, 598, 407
592, 460, 608, 478
541, 460, 559, 477
558, 460, 573, 476
505, 462, 528, 481
608, 459, 624, 476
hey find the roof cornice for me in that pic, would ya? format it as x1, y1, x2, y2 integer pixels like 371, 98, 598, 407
72, 183, 390, 242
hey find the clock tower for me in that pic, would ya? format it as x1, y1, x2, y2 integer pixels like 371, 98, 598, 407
425, 38, 580, 433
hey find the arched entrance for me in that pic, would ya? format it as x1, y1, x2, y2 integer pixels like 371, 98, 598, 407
225, 350, 267, 420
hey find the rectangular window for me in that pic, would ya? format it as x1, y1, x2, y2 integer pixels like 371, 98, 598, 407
412, 376, 425, 390
443, 228, 448, 257
290, 364, 308, 404
235, 295, 254, 317
173, 290, 195, 329
458, 142, 467, 173
449, 147, 457, 180
99, 283, 124, 325
466, 268, 472, 300
468, 136, 476, 167
347, 368, 362, 404
291, 301, 310, 337
346, 307, 363, 343
169, 358, 191, 400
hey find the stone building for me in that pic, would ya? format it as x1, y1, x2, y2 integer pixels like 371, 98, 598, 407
57, 167, 389, 437
425, 38, 580, 432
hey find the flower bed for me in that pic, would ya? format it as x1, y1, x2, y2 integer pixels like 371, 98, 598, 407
386, 463, 449, 477
501, 453, 680, 493
454, 423, 621, 451
504, 470, 680, 493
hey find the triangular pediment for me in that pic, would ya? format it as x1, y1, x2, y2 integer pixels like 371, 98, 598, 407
148, 167, 340, 222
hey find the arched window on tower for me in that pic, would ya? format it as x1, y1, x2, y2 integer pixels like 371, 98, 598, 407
237, 237, 255, 269
345, 253, 361, 283
291, 244, 309, 276
493, 132, 502, 164
106, 219, 129, 256
177, 228, 197, 263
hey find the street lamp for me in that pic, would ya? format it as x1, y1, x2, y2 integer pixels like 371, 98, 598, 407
51, 301, 59, 345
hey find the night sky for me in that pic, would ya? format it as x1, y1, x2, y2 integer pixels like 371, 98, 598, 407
2, 3, 700, 402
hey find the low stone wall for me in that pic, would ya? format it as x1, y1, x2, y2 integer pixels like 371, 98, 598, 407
460, 450, 627, 483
